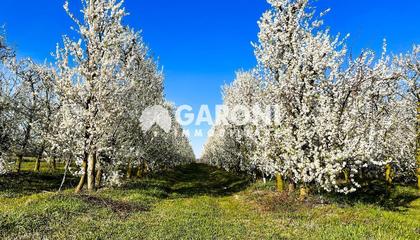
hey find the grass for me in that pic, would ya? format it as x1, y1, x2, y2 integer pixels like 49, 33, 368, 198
0, 162, 419, 239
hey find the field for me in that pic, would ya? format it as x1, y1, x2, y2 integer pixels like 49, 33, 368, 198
0, 160, 419, 240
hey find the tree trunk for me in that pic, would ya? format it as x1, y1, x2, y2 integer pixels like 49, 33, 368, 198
299, 185, 308, 201
34, 144, 45, 172
59, 158, 71, 192
136, 166, 142, 178
417, 167, 420, 191
343, 169, 350, 184
51, 156, 57, 171
127, 160, 133, 179
96, 167, 103, 188
34, 151, 44, 172
385, 164, 392, 185
75, 156, 88, 193
34, 157, 41, 172
136, 160, 147, 178
144, 161, 149, 175
417, 101, 420, 190
288, 182, 296, 193
17, 120, 32, 173
276, 172, 284, 192
16, 155, 23, 173
385, 164, 393, 193
87, 152, 97, 191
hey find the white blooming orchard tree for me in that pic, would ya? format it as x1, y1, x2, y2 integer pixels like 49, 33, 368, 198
202, 127, 232, 169
0, 32, 15, 174
202, 71, 261, 173
1, 1, 194, 186
203, 0, 418, 195
143, 103, 195, 172
0, 32, 57, 174
253, 0, 351, 194
202, 72, 251, 171
318, 47, 411, 193
12, 59, 43, 172
26, 63, 57, 172
223, 71, 261, 173
55, 0, 194, 191
56, 0, 146, 191
394, 46, 420, 188
0, 56, 54, 174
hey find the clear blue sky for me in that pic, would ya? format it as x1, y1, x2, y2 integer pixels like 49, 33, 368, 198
1, 0, 419, 157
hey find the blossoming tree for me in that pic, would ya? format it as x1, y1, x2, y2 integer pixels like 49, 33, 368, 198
203, 0, 418, 195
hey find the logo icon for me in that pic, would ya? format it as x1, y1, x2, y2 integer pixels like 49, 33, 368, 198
140, 105, 172, 133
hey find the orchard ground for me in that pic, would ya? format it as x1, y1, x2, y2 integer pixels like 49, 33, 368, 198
0, 159, 419, 240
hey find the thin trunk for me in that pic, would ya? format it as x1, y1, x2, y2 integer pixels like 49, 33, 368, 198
385, 164, 393, 193
288, 182, 296, 193
75, 155, 88, 193
34, 156, 41, 172
385, 164, 392, 185
417, 167, 420, 191
51, 156, 57, 171
87, 152, 96, 191
96, 167, 102, 188
417, 101, 420, 190
276, 172, 284, 192
17, 127, 31, 173
343, 169, 350, 184
144, 161, 149, 175
16, 155, 23, 173
127, 160, 133, 179
59, 159, 71, 192
299, 185, 309, 201
34, 148, 44, 172
136, 166, 142, 178
17, 81, 35, 173
136, 160, 147, 178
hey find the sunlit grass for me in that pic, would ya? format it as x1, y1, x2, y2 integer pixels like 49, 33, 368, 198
0, 163, 419, 239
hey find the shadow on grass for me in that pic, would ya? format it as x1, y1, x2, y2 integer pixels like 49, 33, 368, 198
0, 171, 78, 197
1, 163, 250, 201
2, 162, 418, 217
2, 162, 417, 213
123, 163, 251, 198
325, 181, 419, 211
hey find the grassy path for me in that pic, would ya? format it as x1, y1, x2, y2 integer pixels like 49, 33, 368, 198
1, 163, 419, 239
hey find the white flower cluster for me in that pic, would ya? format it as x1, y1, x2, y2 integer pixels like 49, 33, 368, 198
202, 0, 419, 194
0, 155, 6, 175
0, 152, 13, 175
0, 30, 17, 175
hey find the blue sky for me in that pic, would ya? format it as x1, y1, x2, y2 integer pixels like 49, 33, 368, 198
1, 0, 419, 157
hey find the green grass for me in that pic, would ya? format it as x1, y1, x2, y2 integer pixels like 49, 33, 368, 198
1, 163, 419, 239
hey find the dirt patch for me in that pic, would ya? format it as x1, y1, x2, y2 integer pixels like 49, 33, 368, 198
246, 191, 326, 213
76, 194, 150, 217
